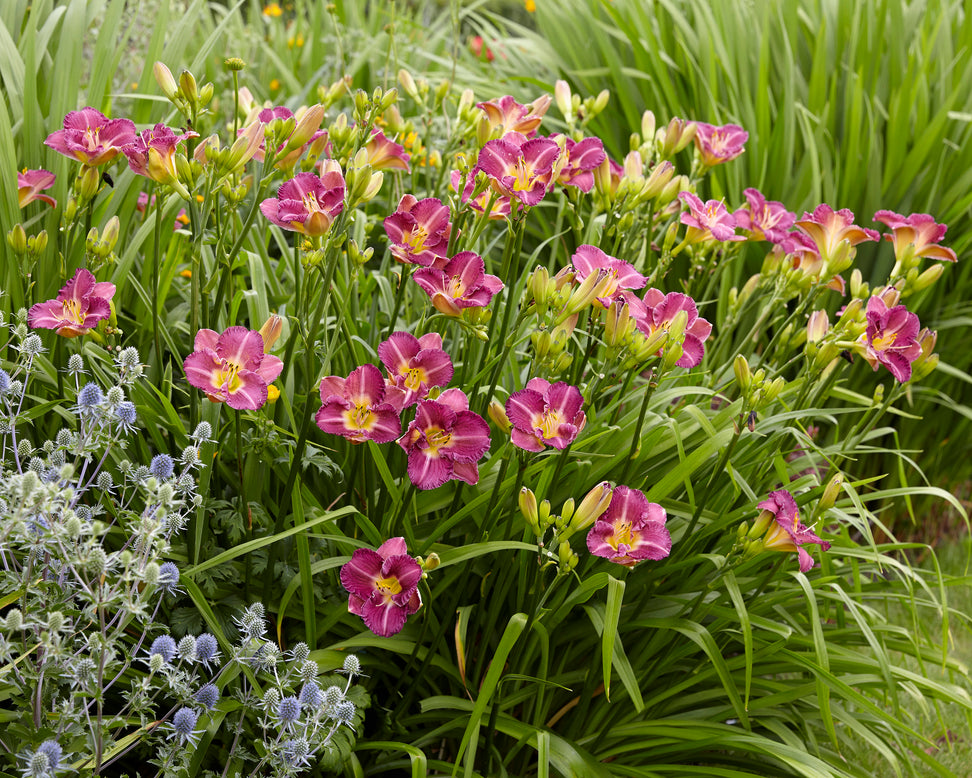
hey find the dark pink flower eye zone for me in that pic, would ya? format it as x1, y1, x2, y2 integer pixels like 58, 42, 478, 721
123, 122, 197, 181
398, 388, 490, 490
44, 107, 136, 167
477, 94, 552, 138
678, 191, 743, 243
628, 288, 712, 368
733, 188, 795, 245
692, 122, 749, 167
586, 485, 671, 567
340, 537, 423, 637
365, 128, 411, 172
411, 252, 503, 317
756, 489, 830, 572
475, 134, 561, 207
183, 326, 284, 410
378, 331, 454, 408
506, 378, 586, 452
863, 296, 922, 383
571, 244, 646, 308
27, 268, 115, 338
260, 171, 345, 237
316, 364, 402, 443
552, 134, 607, 193
383, 195, 452, 268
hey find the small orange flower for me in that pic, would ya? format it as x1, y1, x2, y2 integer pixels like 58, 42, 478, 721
263, 3, 283, 17
269, 78, 281, 91
525, 0, 536, 11
180, 269, 192, 278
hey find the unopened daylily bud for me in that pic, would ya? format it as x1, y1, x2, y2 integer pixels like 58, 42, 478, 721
380, 87, 399, 113
555, 80, 572, 119
806, 310, 829, 343
423, 552, 440, 571
872, 383, 884, 406
519, 487, 538, 529
101, 216, 120, 252
537, 498, 552, 529
658, 173, 689, 206
76, 165, 101, 200
876, 285, 901, 308
554, 352, 574, 373
286, 104, 326, 153
457, 88, 475, 116
561, 498, 576, 524
819, 473, 843, 511
593, 156, 614, 198
86, 227, 99, 254
911, 263, 944, 293
398, 68, 420, 101
561, 268, 603, 318
657, 117, 695, 158
179, 69, 198, 105
532, 329, 552, 359
641, 110, 656, 147
198, 82, 214, 107
639, 160, 674, 201
836, 297, 863, 324
764, 376, 785, 402
29, 230, 48, 255
622, 150, 643, 182
733, 354, 751, 391
604, 299, 632, 347
7, 224, 27, 255
568, 481, 612, 533
259, 314, 283, 351
488, 400, 512, 433
154, 62, 179, 101
592, 89, 610, 115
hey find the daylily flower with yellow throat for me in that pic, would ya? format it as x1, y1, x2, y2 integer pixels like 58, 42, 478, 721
183, 327, 284, 410
260, 170, 345, 237
28, 268, 115, 338
17, 169, 57, 209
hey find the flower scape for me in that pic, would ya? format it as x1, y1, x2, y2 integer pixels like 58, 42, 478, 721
0, 5, 970, 778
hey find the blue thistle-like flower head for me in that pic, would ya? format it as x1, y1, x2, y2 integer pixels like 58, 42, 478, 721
150, 454, 175, 480
158, 562, 180, 595
76, 382, 104, 411
194, 683, 220, 710
170, 707, 200, 745
148, 635, 177, 664
298, 681, 322, 709
281, 737, 312, 769
0, 368, 11, 395
277, 696, 302, 727
194, 633, 220, 668
114, 401, 137, 431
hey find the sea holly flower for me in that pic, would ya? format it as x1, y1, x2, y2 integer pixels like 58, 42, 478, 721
45, 108, 136, 167
677, 191, 743, 243
628, 288, 712, 368
378, 331, 454, 408
552, 135, 607, 193
412, 252, 503, 317
123, 123, 198, 198
383, 195, 452, 267
571, 244, 646, 308
260, 170, 345, 237
315, 364, 401, 443
873, 210, 957, 264
475, 133, 561, 207
751, 489, 830, 572
477, 94, 552, 139
183, 326, 284, 410
506, 378, 586, 452
340, 537, 422, 637
398, 388, 491, 489
862, 295, 922, 382
692, 122, 748, 168
733, 188, 795, 245
795, 204, 879, 264
450, 169, 511, 220
27, 268, 115, 338
586, 485, 671, 567
364, 128, 410, 172
17, 169, 57, 209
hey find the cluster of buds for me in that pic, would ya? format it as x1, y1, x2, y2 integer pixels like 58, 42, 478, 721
733, 355, 785, 429
85, 216, 121, 269
194, 121, 263, 184
153, 63, 214, 121
592, 150, 684, 212
553, 80, 610, 132
6, 224, 48, 270
343, 150, 385, 209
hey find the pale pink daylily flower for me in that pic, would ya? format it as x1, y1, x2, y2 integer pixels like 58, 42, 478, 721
260, 171, 345, 237
477, 94, 552, 139
44, 108, 136, 167
552, 135, 607, 193
17, 169, 57, 209
795, 204, 879, 261
398, 388, 491, 489
365, 128, 411, 172
27, 268, 115, 338
571, 244, 646, 308
862, 295, 922, 383
412, 252, 503, 317
383, 195, 452, 268
873, 210, 957, 264
340, 537, 422, 637
123, 123, 198, 196
627, 288, 712, 368
754, 489, 830, 572
586, 485, 671, 567
378, 331, 454, 409
183, 326, 284, 410
315, 364, 402, 444
252, 105, 329, 170
475, 133, 561, 207
733, 188, 795, 245
692, 122, 748, 168
506, 378, 586, 452
678, 191, 743, 243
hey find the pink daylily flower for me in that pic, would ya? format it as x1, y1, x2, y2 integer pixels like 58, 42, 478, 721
252, 105, 329, 170
586, 485, 671, 567
627, 288, 712, 368
477, 94, 552, 139
475, 133, 561, 207
398, 388, 491, 489
378, 331, 454, 408
315, 364, 402, 444
123, 123, 198, 194
260, 171, 345, 237
692, 122, 748, 168
365, 129, 411, 172
795, 204, 879, 261
733, 188, 795, 245
383, 195, 452, 268
571, 244, 646, 308
340, 537, 422, 637
412, 252, 504, 317
873, 210, 957, 264
755, 489, 830, 572
183, 326, 284, 410
27, 268, 115, 338
506, 378, 586, 452
678, 191, 743, 243
862, 295, 922, 383
44, 108, 136, 167
17, 169, 57, 209
450, 169, 511, 220
552, 135, 607, 193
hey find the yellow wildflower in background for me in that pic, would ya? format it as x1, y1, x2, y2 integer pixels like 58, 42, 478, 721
525, 0, 536, 11
263, 3, 283, 17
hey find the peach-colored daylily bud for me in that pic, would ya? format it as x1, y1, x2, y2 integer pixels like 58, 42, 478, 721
656, 117, 696, 158
560, 269, 603, 319
622, 150, 644, 183
593, 156, 614, 197
568, 481, 613, 533
638, 160, 674, 202
873, 285, 901, 308
555, 80, 573, 120
154, 62, 179, 101
488, 400, 512, 433
807, 310, 830, 343
284, 104, 325, 154
604, 299, 632, 347
227, 122, 264, 172
194, 134, 220, 165
398, 68, 420, 101
259, 314, 284, 351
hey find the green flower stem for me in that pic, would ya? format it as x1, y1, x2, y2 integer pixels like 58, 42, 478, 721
619, 371, 660, 483
385, 264, 412, 336
235, 408, 254, 598
151, 187, 164, 377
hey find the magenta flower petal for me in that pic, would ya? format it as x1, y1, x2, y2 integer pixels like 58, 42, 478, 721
693, 122, 748, 167
27, 268, 115, 338
183, 325, 283, 410
585, 485, 671, 566
378, 331, 454, 406
17, 169, 57, 209
45, 108, 136, 166
384, 195, 451, 267
316, 364, 401, 443
261, 171, 345, 236
506, 379, 585, 452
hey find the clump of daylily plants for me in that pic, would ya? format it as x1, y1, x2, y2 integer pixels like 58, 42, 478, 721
2, 53, 959, 777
